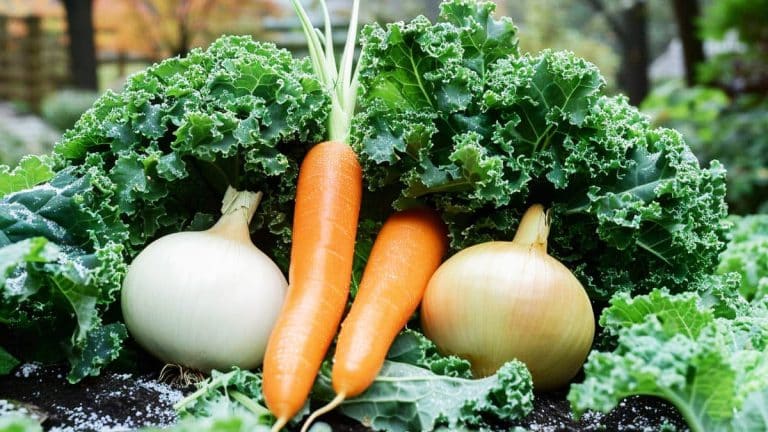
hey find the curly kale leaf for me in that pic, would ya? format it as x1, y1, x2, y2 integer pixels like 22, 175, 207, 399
569, 289, 768, 432
0, 166, 127, 382
599, 289, 716, 339
313, 359, 533, 432
53, 35, 328, 268
175, 369, 271, 421
352, 0, 728, 298
175, 368, 310, 429
718, 215, 768, 301
0, 155, 55, 196
386, 329, 472, 378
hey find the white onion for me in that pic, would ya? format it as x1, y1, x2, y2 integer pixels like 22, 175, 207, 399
121, 187, 287, 371
421, 204, 595, 390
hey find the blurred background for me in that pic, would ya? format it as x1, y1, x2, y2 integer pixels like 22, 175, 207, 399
0, 0, 765, 213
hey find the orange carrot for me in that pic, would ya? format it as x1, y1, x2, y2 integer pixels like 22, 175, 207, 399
262, 141, 362, 431
264, 0, 362, 428
300, 207, 448, 432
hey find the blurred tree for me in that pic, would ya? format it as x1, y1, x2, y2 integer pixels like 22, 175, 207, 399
62, 0, 98, 90
644, 0, 768, 214
131, 0, 207, 57
671, 0, 705, 86
133, 0, 282, 57
582, 0, 649, 105
94, 0, 157, 59
698, 0, 768, 94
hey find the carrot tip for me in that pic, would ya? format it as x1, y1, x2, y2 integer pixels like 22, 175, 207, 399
300, 393, 346, 432
271, 417, 289, 432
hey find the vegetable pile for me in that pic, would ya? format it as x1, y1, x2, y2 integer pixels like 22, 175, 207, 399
2, 1, 767, 431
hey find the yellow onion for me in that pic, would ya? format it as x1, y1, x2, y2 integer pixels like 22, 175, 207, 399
420, 204, 594, 390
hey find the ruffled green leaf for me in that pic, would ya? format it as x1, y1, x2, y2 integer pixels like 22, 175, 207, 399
718, 215, 768, 301
1, 35, 328, 380
387, 329, 472, 378
0, 346, 19, 375
353, 0, 728, 299
313, 359, 533, 432
0, 156, 54, 198
569, 291, 768, 432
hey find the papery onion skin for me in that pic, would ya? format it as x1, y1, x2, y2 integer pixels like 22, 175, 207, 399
121, 188, 287, 372
420, 205, 595, 390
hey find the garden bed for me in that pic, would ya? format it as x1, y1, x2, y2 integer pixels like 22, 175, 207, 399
1, 363, 687, 431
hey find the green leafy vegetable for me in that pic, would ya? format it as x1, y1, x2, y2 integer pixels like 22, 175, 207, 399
52, 35, 328, 266
718, 215, 768, 301
643, 84, 768, 214
569, 288, 768, 432
0, 35, 328, 381
0, 346, 19, 375
175, 369, 273, 422
174, 368, 311, 429
733, 387, 768, 431
352, 0, 728, 298
142, 414, 272, 432
387, 329, 472, 378
599, 290, 714, 338
0, 156, 54, 197
175, 344, 515, 432
0, 167, 127, 382
0, 415, 42, 432
313, 359, 533, 432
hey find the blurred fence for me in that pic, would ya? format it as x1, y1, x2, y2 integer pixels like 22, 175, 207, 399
0, 13, 350, 113
0, 15, 69, 111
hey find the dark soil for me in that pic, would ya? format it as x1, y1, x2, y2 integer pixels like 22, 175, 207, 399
0, 363, 688, 431
0, 363, 181, 431
513, 392, 687, 431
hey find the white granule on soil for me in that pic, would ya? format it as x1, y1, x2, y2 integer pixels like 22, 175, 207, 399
137, 378, 184, 405
0, 399, 26, 416
47, 408, 137, 432
0, 399, 44, 422
14, 362, 41, 378
45, 374, 184, 432
526, 422, 570, 432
